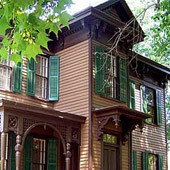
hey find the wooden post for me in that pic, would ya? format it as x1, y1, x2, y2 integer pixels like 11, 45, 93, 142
1, 132, 7, 170
65, 143, 71, 170
15, 135, 23, 170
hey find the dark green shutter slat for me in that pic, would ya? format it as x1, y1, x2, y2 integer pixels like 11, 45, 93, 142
95, 46, 105, 95
142, 151, 148, 170
47, 138, 58, 170
9, 133, 16, 170
26, 58, 36, 96
132, 150, 137, 170
156, 89, 162, 126
130, 80, 135, 109
49, 56, 59, 101
13, 62, 22, 93
158, 154, 163, 170
119, 57, 127, 102
24, 135, 33, 170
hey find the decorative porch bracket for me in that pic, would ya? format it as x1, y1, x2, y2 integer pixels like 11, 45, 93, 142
94, 105, 152, 143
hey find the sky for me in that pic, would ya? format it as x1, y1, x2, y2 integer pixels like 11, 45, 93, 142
67, 0, 107, 14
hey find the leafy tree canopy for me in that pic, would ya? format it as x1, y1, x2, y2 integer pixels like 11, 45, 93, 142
127, 0, 170, 67
0, 0, 72, 63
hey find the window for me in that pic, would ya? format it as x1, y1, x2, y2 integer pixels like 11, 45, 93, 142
94, 46, 127, 102
0, 57, 22, 93
129, 80, 135, 109
0, 58, 12, 90
36, 56, 48, 99
33, 138, 46, 169
142, 152, 163, 170
24, 136, 58, 170
140, 85, 162, 125
26, 56, 59, 101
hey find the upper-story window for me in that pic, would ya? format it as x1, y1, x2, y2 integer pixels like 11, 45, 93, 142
26, 55, 60, 101
0, 58, 12, 90
129, 80, 162, 126
141, 85, 162, 125
0, 57, 22, 93
94, 45, 127, 102
36, 56, 48, 99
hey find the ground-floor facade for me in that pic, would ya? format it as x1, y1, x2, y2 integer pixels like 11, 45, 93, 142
0, 99, 85, 170
0, 99, 167, 170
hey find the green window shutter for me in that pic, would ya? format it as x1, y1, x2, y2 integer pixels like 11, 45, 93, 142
158, 154, 163, 170
49, 56, 60, 101
140, 85, 147, 113
9, 133, 16, 170
13, 62, 22, 93
142, 151, 148, 170
156, 89, 162, 126
95, 46, 105, 95
47, 138, 58, 170
130, 80, 135, 109
119, 57, 127, 102
132, 150, 137, 170
24, 135, 33, 170
26, 58, 36, 96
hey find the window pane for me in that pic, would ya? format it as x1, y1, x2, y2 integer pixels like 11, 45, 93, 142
0, 63, 11, 90
105, 55, 116, 98
148, 154, 157, 170
33, 138, 46, 170
36, 56, 48, 99
103, 134, 117, 144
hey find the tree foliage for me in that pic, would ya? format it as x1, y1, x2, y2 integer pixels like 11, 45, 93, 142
127, 0, 170, 67
0, 0, 72, 63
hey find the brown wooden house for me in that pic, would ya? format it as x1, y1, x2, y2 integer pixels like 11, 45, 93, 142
0, 0, 170, 170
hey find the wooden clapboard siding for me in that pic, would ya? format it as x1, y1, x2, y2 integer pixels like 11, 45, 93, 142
122, 141, 129, 170
54, 40, 89, 117
93, 114, 102, 170
54, 40, 90, 169
132, 78, 167, 170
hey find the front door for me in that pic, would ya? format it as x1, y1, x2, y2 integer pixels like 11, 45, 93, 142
103, 134, 120, 170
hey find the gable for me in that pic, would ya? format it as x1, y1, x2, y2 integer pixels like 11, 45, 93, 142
96, 0, 134, 23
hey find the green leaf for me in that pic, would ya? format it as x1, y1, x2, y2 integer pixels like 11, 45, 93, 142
58, 12, 73, 28
10, 53, 22, 64
2, 36, 11, 47
23, 43, 43, 60
36, 32, 50, 49
0, 47, 8, 60
0, 16, 11, 35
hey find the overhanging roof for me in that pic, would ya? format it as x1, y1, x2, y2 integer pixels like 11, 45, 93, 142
93, 105, 152, 142
0, 99, 86, 124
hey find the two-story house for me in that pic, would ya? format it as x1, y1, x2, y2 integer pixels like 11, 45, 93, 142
0, 0, 170, 170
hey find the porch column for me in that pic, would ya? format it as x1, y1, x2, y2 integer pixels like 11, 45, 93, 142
1, 132, 7, 170
15, 135, 23, 170
65, 143, 71, 170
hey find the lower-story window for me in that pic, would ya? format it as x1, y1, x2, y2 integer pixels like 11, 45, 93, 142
24, 135, 58, 170
142, 151, 163, 170
33, 138, 46, 170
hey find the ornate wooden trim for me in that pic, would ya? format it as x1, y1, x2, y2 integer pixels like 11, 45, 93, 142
94, 105, 150, 143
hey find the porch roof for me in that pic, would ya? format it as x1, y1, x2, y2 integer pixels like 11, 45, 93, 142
0, 99, 86, 124
93, 105, 152, 142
